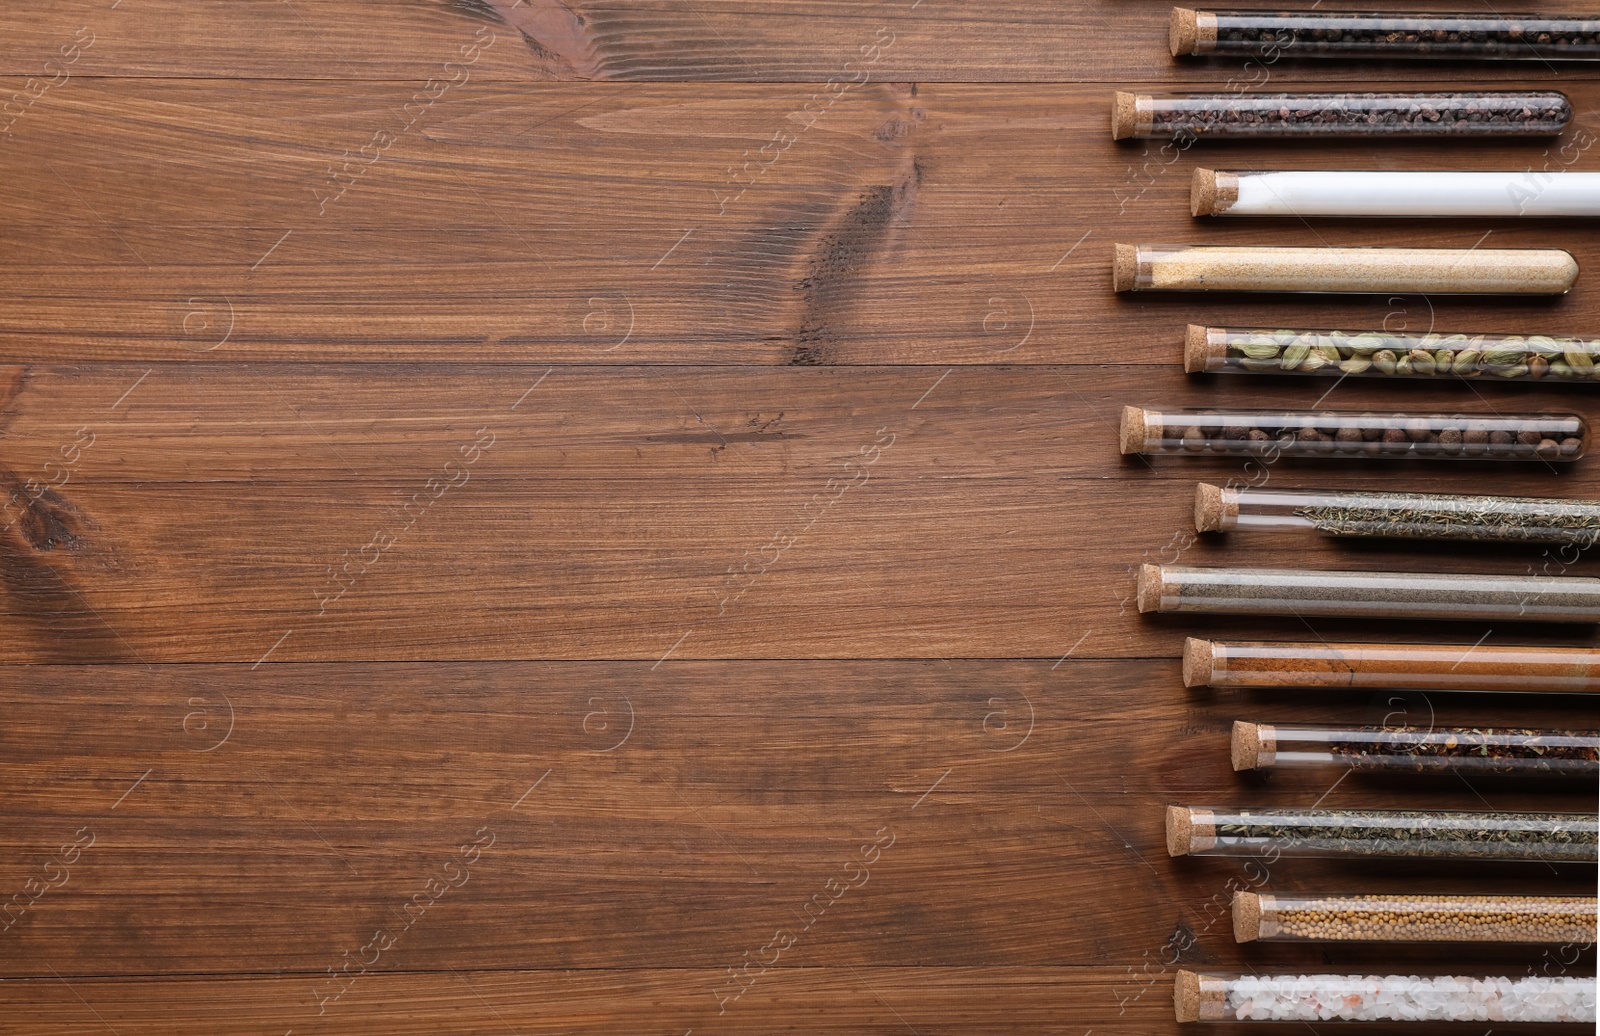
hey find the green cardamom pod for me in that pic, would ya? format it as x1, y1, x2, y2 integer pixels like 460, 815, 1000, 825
1433, 349, 1454, 371
1346, 334, 1385, 357
1395, 355, 1414, 376
1407, 349, 1436, 376
1338, 357, 1372, 374
1452, 349, 1482, 374
1527, 335, 1562, 358
1238, 342, 1281, 361
1486, 363, 1528, 378
1239, 358, 1280, 372
1550, 360, 1575, 379
1372, 349, 1397, 375
1564, 347, 1596, 373
1281, 342, 1311, 369
1482, 348, 1526, 366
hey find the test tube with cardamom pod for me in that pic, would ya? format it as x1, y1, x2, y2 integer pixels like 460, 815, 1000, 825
1171, 8, 1600, 61
1194, 484, 1600, 546
1232, 720, 1600, 777
1184, 325, 1600, 381
1174, 969, 1596, 1024
1185, 637, 1600, 693
1121, 407, 1588, 461
1112, 90, 1572, 140
1192, 169, 1600, 218
1233, 891, 1599, 944
1138, 564, 1600, 622
1165, 804, 1599, 862
1113, 244, 1577, 294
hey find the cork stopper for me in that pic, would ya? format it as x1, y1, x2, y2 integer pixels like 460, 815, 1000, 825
1232, 891, 1263, 942
1190, 168, 1240, 216
1112, 242, 1139, 291
1193, 482, 1238, 532
1136, 562, 1165, 613
1181, 637, 1214, 688
1231, 721, 1264, 770
1166, 805, 1216, 855
1119, 404, 1151, 455
1183, 323, 1216, 373
1111, 91, 1140, 140
1174, 970, 1202, 1022
1170, 8, 1200, 56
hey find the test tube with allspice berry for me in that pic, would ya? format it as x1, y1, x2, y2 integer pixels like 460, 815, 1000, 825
1185, 637, 1600, 693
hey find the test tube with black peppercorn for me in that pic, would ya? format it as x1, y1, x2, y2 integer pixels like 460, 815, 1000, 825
1139, 564, 1600, 622
1171, 8, 1600, 62
1112, 90, 1572, 139
1121, 406, 1588, 461
1185, 637, 1600, 693
1184, 325, 1600, 382
1233, 891, 1599, 944
1232, 721, 1600, 777
1166, 804, 1599, 862
1195, 484, 1600, 547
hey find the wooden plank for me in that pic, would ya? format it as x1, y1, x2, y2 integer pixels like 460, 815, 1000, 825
0, 81, 1596, 364
0, 364, 1596, 662
2, 0, 1598, 82
0, 660, 1590, 984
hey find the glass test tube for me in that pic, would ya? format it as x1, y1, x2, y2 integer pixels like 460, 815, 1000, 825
1112, 244, 1578, 294
1111, 90, 1572, 140
1192, 169, 1600, 218
1185, 637, 1600, 693
1175, 970, 1597, 1024
1165, 804, 1599, 862
1120, 407, 1588, 461
1194, 484, 1600, 546
1232, 890, 1599, 944
1139, 565, 1600, 622
1231, 720, 1600, 777
1171, 8, 1600, 61
1184, 325, 1600, 382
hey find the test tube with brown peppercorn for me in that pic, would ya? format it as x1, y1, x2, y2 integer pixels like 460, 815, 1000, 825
1232, 891, 1598, 945
1139, 564, 1600, 622
1166, 804, 1599, 862
1112, 89, 1572, 140
1184, 325, 1600, 382
1231, 720, 1599, 777
1171, 9, 1600, 62
1185, 637, 1600, 693
1194, 484, 1600, 546
1121, 406, 1588, 461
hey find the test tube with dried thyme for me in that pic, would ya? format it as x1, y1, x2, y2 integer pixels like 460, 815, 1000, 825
1185, 637, 1600, 693
1165, 804, 1599, 862
1233, 891, 1599, 944
1138, 564, 1600, 622
1113, 244, 1577, 294
1171, 9, 1600, 61
1121, 407, 1588, 461
1112, 90, 1572, 140
1174, 969, 1596, 1023
1232, 720, 1600, 777
1186, 325, 1600, 381
1192, 170, 1600, 218
1194, 484, 1600, 546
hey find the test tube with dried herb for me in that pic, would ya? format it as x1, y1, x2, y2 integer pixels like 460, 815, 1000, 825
1194, 484, 1600, 546
1233, 891, 1599, 944
1185, 637, 1600, 693
1121, 407, 1588, 461
1112, 90, 1572, 140
1174, 969, 1596, 1023
1192, 169, 1600, 218
1113, 244, 1578, 294
1184, 325, 1600, 381
1165, 804, 1598, 862
1231, 720, 1600, 777
1139, 565, 1600, 622
1171, 8, 1600, 61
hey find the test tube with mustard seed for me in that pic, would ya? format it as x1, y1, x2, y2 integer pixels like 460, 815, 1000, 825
1174, 969, 1597, 1024
1183, 325, 1600, 382
1121, 406, 1588, 461
1171, 8, 1600, 62
1232, 891, 1599, 944
1185, 637, 1600, 693
1112, 90, 1572, 139
1165, 804, 1599, 862
1231, 720, 1600, 777
1194, 484, 1600, 546
1112, 244, 1578, 295
1137, 564, 1600, 623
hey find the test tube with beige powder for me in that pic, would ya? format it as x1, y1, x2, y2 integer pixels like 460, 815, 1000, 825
1232, 891, 1599, 944
1185, 637, 1600, 693
1112, 243, 1578, 294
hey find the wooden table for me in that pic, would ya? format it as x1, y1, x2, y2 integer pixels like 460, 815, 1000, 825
0, 1, 1595, 1031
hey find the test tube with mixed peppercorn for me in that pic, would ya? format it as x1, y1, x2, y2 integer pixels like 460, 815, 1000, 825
1171, 9, 1600, 61
1112, 90, 1572, 139
1231, 720, 1599, 777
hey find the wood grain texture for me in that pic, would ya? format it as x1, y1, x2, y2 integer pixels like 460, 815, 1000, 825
1, 0, 1596, 1031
